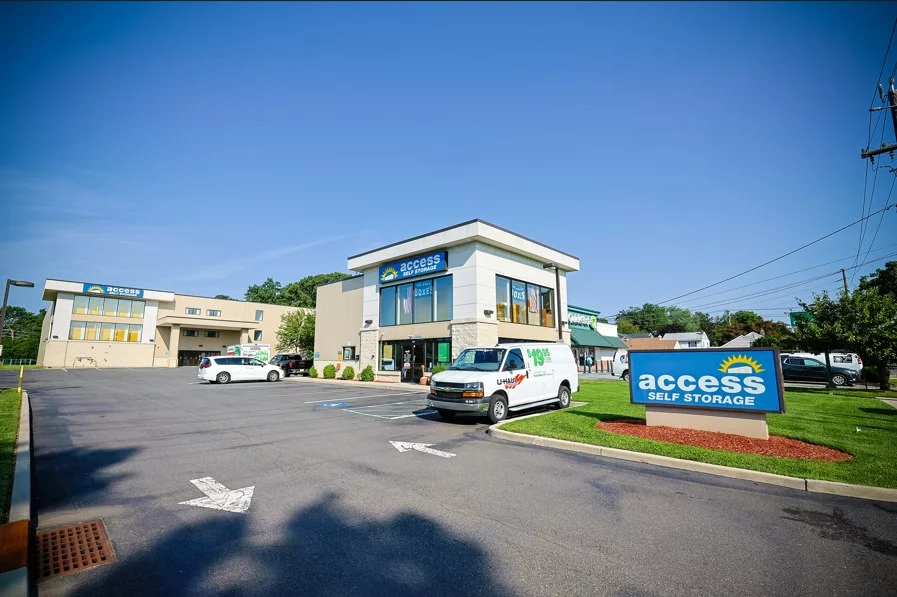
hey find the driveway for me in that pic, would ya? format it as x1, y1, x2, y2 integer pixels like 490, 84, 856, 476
4, 368, 896, 597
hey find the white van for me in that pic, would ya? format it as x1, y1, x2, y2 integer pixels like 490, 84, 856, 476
427, 343, 579, 423
781, 352, 863, 374
611, 349, 629, 381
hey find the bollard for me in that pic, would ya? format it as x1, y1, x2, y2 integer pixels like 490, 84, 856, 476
17, 364, 24, 393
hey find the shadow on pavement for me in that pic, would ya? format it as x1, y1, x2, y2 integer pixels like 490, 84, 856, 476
34, 446, 140, 515
68, 493, 516, 597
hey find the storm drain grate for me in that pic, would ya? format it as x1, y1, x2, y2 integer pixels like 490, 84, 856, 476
36, 520, 116, 581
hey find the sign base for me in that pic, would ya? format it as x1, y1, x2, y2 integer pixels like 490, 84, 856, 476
645, 406, 769, 440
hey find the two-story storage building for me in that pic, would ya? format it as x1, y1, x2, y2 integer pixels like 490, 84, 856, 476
37, 279, 304, 368
314, 220, 580, 383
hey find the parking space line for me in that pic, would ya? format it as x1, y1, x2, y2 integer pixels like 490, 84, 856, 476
304, 391, 421, 404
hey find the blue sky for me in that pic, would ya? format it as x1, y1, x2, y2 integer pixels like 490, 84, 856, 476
2, 2, 895, 322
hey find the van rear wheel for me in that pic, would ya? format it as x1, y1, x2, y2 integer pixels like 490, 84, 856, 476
556, 385, 571, 409
488, 394, 508, 424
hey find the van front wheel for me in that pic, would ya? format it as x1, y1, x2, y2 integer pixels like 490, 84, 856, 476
488, 395, 508, 424
557, 385, 571, 409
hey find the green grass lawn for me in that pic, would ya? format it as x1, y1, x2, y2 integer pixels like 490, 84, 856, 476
0, 388, 22, 523
501, 380, 897, 489
0, 365, 41, 370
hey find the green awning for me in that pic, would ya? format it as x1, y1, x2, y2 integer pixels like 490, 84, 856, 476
570, 328, 628, 349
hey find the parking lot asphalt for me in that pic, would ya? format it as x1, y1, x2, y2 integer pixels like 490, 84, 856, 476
3, 367, 896, 597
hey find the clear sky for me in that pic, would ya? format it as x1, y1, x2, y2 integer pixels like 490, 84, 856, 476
2, 2, 895, 322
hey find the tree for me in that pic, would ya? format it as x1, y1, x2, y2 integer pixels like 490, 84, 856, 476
616, 319, 643, 335
857, 260, 897, 297
614, 304, 698, 336
0, 306, 45, 360
245, 273, 352, 307
657, 323, 686, 336
842, 288, 897, 390
245, 278, 284, 305
214, 294, 235, 300
275, 310, 315, 355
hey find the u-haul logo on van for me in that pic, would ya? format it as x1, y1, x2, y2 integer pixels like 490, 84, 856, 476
497, 374, 526, 389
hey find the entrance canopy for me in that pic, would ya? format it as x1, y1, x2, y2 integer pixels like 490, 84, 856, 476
155, 316, 258, 331
570, 328, 627, 349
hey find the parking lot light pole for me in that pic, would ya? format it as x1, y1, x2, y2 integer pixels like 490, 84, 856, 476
543, 263, 563, 341
0, 279, 36, 350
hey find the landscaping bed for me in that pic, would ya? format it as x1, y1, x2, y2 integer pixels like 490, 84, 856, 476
598, 420, 851, 462
500, 380, 897, 488
0, 389, 22, 523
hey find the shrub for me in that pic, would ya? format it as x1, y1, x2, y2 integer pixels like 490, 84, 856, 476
360, 365, 375, 381
430, 363, 447, 376
323, 364, 336, 379
308, 366, 318, 378
341, 366, 355, 380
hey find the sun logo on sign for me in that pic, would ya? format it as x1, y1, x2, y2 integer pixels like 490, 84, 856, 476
86, 285, 105, 293
380, 267, 398, 282
718, 354, 764, 374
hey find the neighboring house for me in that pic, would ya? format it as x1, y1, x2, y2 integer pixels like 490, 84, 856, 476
619, 333, 654, 340
661, 331, 710, 349
623, 337, 681, 351
720, 331, 764, 349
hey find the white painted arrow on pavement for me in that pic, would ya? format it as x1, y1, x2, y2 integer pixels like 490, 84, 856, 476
390, 441, 456, 459
179, 477, 255, 513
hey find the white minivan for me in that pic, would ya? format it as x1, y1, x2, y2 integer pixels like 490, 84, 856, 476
427, 343, 579, 423
198, 355, 284, 384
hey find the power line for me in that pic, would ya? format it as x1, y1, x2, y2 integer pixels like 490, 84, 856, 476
672, 244, 897, 306
870, 18, 897, 110
657, 203, 897, 305
853, 175, 897, 285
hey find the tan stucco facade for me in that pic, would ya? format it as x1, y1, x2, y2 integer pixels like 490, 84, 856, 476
37, 279, 308, 368
313, 276, 364, 374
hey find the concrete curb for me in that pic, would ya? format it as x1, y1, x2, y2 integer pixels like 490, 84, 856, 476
0, 389, 32, 597
487, 413, 897, 503
285, 376, 431, 393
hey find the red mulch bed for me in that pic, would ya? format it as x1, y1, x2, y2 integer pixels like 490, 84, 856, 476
597, 420, 852, 462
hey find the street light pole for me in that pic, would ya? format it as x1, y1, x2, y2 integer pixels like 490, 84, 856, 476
0, 279, 36, 352
543, 264, 564, 341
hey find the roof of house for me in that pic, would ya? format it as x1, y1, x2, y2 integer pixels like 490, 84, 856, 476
661, 332, 708, 341
623, 337, 680, 350
620, 333, 654, 339
719, 331, 764, 349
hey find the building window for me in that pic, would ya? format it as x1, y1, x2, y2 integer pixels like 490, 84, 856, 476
69, 321, 86, 340
413, 279, 433, 323
73, 295, 88, 315
69, 321, 142, 342
434, 276, 453, 321
184, 329, 199, 337
342, 346, 356, 361
206, 309, 221, 317
204, 330, 219, 338
117, 299, 133, 318
496, 276, 555, 328
511, 280, 527, 323
185, 307, 201, 315
380, 286, 397, 326
379, 275, 452, 327
255, 310, 264, 321
88, 296, 104, 315
495, 276, 510, 322
254, 330, 262, 341
131, 301, 145, 318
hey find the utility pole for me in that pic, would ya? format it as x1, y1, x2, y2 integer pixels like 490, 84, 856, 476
841, 268, 849, 293
861, 78, 897, 162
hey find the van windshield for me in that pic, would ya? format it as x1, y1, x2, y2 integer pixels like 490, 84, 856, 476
451, 348, 506, 372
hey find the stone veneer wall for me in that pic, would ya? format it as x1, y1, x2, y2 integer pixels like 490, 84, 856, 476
449, 320, 499, 360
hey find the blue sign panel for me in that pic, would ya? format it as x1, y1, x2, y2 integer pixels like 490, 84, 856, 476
82, 283, 144, 298
379, 251, 447, 284
629, 348, 785, 413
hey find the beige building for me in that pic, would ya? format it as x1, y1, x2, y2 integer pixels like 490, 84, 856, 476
315, 220, 580, 383
37, 279, 306, 368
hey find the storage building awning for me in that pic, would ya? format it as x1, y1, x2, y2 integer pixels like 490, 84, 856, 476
570, 328, 628, 349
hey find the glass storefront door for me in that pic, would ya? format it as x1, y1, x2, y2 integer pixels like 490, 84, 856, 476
381, 338, 452, 383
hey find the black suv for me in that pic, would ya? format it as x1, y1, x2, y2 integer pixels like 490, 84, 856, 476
269, 354, 313, 377
780, 355, 859, 386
